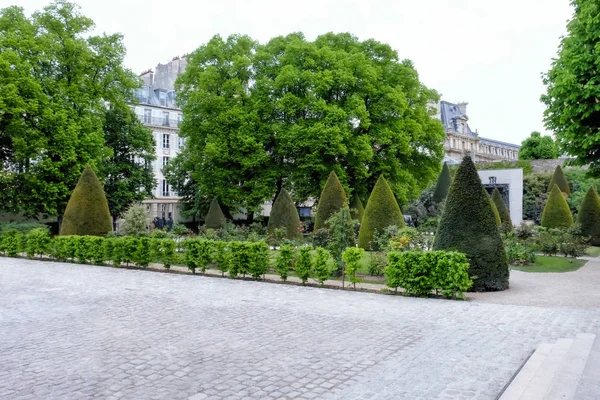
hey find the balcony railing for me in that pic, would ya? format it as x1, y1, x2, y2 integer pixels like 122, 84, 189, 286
137, 114, 180, 128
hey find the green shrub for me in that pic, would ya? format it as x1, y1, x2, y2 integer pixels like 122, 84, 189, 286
358, 175, 405, 249
184, 238, 214, 274
154, 239, 177, 270
122, 204, 148, 236
385, 251, 472, 298
368, 252, 387, 276
0, 222, 48, 234
541, 184, 574, 228
558, 227, 588, 258
276, 244, 295, 281
312, 228, 330, 248
76, 236, 106, 264
314, 171, 348, 231
229, 241, 250, 278
433, 156, 508, 291
491, 188, 512, 230
523, 173, 552, 223
60, 165, 112, 236
504, 233, 536, 265
213, 241, 230, 276
247, 241, 269, 279
24, 228, 51, 258
577, 186, 600, 245
295, 247, 312, 285
0, 229, 24, 257
547, 165, 570, 195
432, 162, 452, 203
134, 237, 153, 268
342, 247, 364, 289
110, 236, 138, 267
489, 195, 502, 226
515, 222, 536, 241
313, 247, 332, 285
51, 236, 77, 261
268, 189, 301, 239
350, 193, 365, 223
326, 208, 355, 274
205, 198, 226, 229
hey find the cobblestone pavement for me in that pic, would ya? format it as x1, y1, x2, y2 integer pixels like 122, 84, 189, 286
1, 257, 600, 400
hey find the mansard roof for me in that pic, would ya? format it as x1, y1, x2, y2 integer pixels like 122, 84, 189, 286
439, 101, 477, 137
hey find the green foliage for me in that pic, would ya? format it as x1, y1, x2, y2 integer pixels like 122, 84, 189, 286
368, 252, 388, 276
565, 168, 600, 216
547, 166, 571, 195
170, 223, 190, 238
247, 241, 269, 279
0, 222, 48, 234
342, 247, 364, 288
325, 208, 355, 274
0, 2, 139, 218
578, 186, 600, 245
358, 175, 405, 249
275, 244, 295, 281
229, 241, 250, 279
213, 241, 230, 276
432, 163, 452, 203
541, 185, 574, 228
523, 173, 552, 223
519, 131, 559, 160
533, 227, 587, 258
433, 156, 508, 291
267, 189, 301, 239
295, 247, 312, 285
349, 194, 365, 223
503, 231, 536, 266
314, 171, 348, 231
75, 236, 106, 264
476, 160, 534, 175
60, 166, 112, 236
51, 236, 78, 261
0, 229, 24, 256
313, 247, 332, 285
205, 198, 226, 229
24, 228, 51, 258
489, 196, 502, 227
134, 237, 153, 268
121, 204, 148, 236
491, 188, 512, 230
385, 251, 472, 298
152, 238, 177, 270
312, 229, 330, 248
184, 238, 214, 274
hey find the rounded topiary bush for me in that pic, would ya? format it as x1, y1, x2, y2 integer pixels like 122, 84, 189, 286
432, 162, 452, 203
547, 165, 570, 195
205, 198, 226, 229
267, 188, 301, 239
491, 188, 512, 230
578, 186, 600, 245
314, 171, 348, 231
350, 193, 365, 223
60, 165, 112, 236
541, 184, 574, 229
433, 156, 508, 291
358, 175, 405, 249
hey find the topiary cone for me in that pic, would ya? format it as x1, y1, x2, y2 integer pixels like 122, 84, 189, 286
358, 175, 405, 249
547, 165, 570, 195
578, 186, 600, 245
60, 165, 112, 236
350, 193, 365, 223
205, 198, 226, 229
488, 193, 502, 227
433, 155, 508, 291
432, 162, 452, 203
314, 171, 348, 231
268, 188, 301, 239
541, 184, 574, 228
491, 188, 512, 230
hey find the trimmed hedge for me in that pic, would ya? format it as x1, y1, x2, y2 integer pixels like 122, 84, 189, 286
433, 156, 508, 291
541, 184, 574, 229
314, 171, 348, 231
267, 189, 301, 239
205, 198, 226, 229
432, 162, 452, 203
547, 165, 570, 195
350, 193, 365, 223
358, 175, 405, 249
578, 186, 600, 245
384, 251, 472, 298
60, 165, 112, 236
491, 188, 512, 230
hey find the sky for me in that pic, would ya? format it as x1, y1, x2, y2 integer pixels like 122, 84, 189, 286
12, 0, 574, 146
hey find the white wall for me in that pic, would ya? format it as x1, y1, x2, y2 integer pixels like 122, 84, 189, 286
478, 169, 523, 225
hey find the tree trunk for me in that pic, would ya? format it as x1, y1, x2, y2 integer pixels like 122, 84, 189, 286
273, 176, 284, 202
112, 215, 118, 232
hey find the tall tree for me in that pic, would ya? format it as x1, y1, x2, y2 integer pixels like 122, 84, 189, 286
101, 106, 156, 229
518, 131, 558, 160
542, 0, 600, 173
0, 1, 139, 224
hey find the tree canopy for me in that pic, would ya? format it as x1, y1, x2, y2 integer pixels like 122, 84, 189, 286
171, 32, 445, 215
0, 1, 139, 218
518, 131, 558, 160
542, 0, 600, 173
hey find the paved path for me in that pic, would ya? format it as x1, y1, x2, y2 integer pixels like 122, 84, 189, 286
1, 257, 599, 400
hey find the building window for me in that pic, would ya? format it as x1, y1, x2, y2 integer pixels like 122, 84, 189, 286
162, 156, 169, 167
452, 139, 456, 148
162, 180, 170, 197
144, 109, 151, 124
462, 141, 465, 150
162, 134, 170, 149
163, 111, 169, 126
178, 136, 185, 149
159, 91, 167, 107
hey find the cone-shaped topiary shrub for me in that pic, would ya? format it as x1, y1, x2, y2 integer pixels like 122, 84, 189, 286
547, 165, 570, 195
433, 156, 508, 291
314, 171, 348, 231
350, 193, 365, 223
433, 162, 452, 203
578, 186, 600, 245
358, 175, 405, 249
541, 184, 574, 228
205, 198, 226, 229
60, 165, 112, 236
491, 188, 512, 230
488, 194, 502, 227
267, 188, 301, 239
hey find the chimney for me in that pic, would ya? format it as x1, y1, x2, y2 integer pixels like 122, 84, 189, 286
457, 102, 468, 115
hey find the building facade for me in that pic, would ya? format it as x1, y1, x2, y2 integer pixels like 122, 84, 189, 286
433, 101, 521, 164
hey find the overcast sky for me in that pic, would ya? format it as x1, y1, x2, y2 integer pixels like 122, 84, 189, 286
12, 0, 573, 145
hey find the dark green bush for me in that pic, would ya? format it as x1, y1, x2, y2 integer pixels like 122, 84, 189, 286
432, 162, 452, 203
489, 195, 502, 226
541, 184, 574, 228
491, 188, 512, 230
312, 228, 330, 248
547, 165, 571, 195
0, 229, 24, 257
577, 186, 600, 245
314, 171, 348, 231
350, 193, 365, 223
205, 198, 226, 229
267, 189, 301, 239
276, 244, 296, 281
213, 241, 230, 276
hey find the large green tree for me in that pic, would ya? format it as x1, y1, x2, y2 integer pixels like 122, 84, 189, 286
542, 0, 600, 173
0, 1, 138, 224
518, 131, 558, 160
101, 106, 156, 229
172, 32, 445, 215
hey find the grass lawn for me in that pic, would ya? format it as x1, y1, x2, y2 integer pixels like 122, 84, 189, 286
511, 255, 586, 273
586, 246, 600, 257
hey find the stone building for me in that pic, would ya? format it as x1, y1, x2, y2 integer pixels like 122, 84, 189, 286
433, 101, 521, 164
